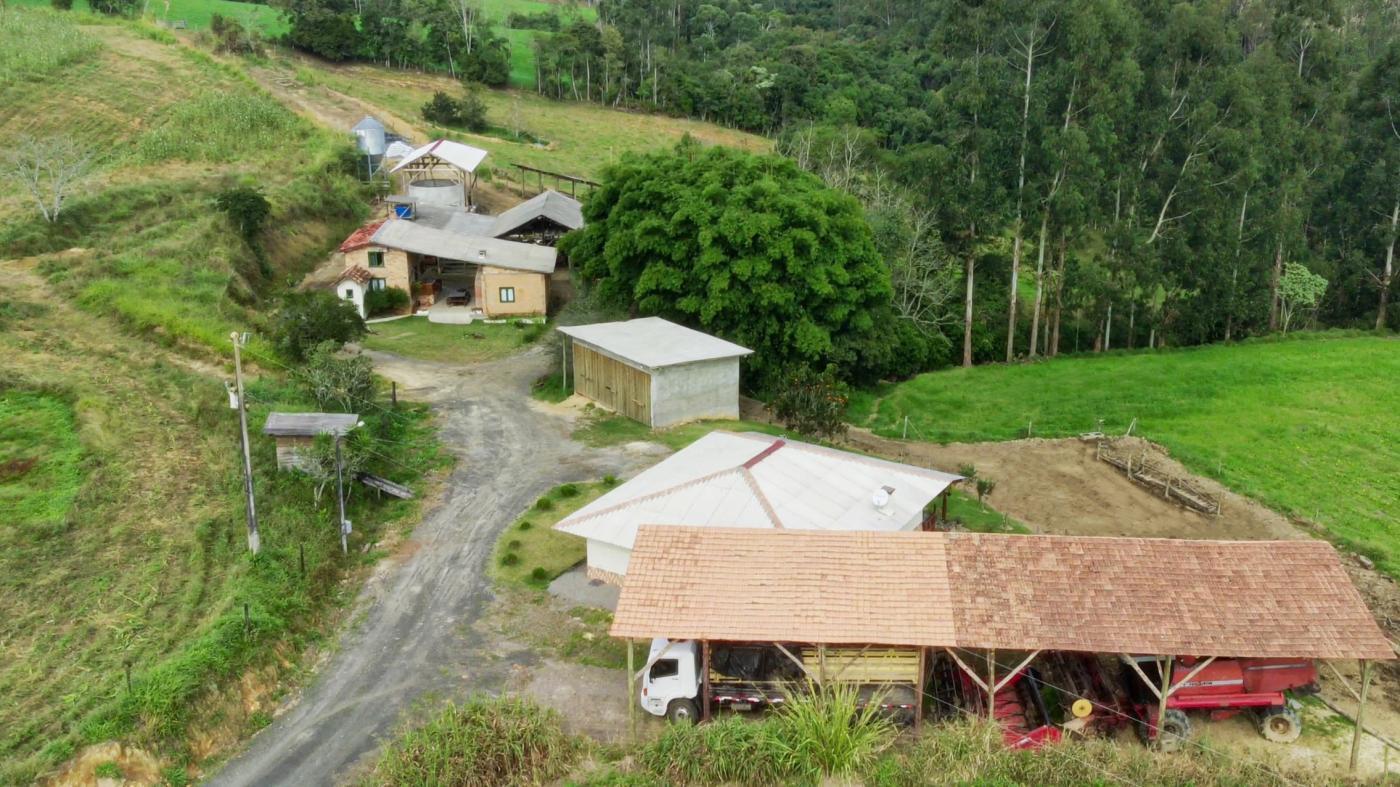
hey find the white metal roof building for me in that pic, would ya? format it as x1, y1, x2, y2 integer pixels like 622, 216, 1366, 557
557, 318, 753, 428
389, 139, 489, 174
555, 431, 962, 583
369, 220, 559, 274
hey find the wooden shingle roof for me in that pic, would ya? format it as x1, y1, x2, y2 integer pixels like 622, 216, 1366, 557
612, 527, 1394, 660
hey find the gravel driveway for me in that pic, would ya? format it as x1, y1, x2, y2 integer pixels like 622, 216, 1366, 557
206, 345, 641, 786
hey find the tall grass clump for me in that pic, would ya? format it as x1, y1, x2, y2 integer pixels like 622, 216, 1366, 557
0, 8, 100, 86
137, 91, 300, 162
638, 716, 786, 785
369, 696, 580, 787
769, 682, 897, 780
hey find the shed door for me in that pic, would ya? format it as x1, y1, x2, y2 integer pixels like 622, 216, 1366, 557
573, 344, 651, 425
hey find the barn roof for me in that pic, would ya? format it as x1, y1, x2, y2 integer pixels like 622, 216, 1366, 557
490, 190, 584, 237
556, 432, 961, 551
352, 116, 385, 132
612, 527, 1396, 660
369, 220, 557, 274
389, 139, 488, 175
262, 413, 360, 438
557, 317, 751, 369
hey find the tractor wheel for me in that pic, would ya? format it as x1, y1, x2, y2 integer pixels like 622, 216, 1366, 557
1157, 710, 1193, 752
666, 699, 699, 724
1258, 706, 1302, 744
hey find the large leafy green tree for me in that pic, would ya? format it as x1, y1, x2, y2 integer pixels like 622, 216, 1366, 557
560, 141, 921, 388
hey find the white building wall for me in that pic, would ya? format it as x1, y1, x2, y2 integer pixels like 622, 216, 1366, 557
588, 539, 632, 577
337, 280, 367, 318
648, 358, 741, 428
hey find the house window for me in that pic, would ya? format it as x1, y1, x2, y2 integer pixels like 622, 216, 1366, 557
343, 288, 354, 299
368, 251, 385, 268
370, 278, 387, 292
499, 287, 516, 303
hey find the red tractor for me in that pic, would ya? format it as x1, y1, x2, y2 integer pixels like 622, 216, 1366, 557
1121, 656, 1319, 750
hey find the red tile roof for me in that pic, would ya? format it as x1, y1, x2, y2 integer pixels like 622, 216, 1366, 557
338, 219, 387, 253
334, 265, 373, 285
611, 527, 1395, 660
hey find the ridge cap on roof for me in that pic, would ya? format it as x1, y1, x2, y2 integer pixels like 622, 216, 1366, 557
555, 466, 753, 534
755, 434, 963, 483
740, 467, 785, 528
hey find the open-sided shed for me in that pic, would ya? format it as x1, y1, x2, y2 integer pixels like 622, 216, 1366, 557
612, 526, 1394, 766
557, 318, 752, 427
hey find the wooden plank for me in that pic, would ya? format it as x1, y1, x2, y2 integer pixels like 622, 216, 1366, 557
357, 472, 415, 499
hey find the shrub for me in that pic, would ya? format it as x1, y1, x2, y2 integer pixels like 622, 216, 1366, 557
507, 539, 521, 549
556, 483, 579, 498
90, 0, 136, 15
214, 185, 271, 246
364, 286, 410, 316
500, 553, 519, 567
603, 475, 618, 486
209, 13, 264, 56
272, 290, 366, 361
507, 10, 561, 31
770, 364, 851, 440
534, 497, 554, 511
51, 0, 74, 10
531, 567, 549, 581
517, 520, 533, 531
297, 340, 376, 412
421, 88, 489, 132
769, 683, 896, 780
638, 716, 786, 785
371, 696, 579, 786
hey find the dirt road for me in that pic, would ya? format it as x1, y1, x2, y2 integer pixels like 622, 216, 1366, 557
206, 346, 643, 786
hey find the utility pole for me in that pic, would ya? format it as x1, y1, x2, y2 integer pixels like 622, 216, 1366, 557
335, 433, 348, 555
229, 332, 259, 554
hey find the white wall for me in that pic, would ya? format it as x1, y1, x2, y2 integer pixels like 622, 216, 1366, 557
337, 280, 367, 318
649, 358, 741, 428
587, 539, 632, 577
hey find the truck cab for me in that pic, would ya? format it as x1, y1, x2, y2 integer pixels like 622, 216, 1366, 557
639, 638, 701, 722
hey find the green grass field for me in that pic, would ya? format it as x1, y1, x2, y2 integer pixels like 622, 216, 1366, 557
487, 0, 596, 89
361, 317, 546, 363
8, 0, 287, 34
851, 333, 1400, 574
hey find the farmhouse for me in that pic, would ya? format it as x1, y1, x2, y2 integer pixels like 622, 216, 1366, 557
262, 412, 360, 472
558, 318, 752, 427
555, 431, 962, 584
334, 147, 585, 321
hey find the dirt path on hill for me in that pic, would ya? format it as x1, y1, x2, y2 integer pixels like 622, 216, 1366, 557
205, 346, 651, 786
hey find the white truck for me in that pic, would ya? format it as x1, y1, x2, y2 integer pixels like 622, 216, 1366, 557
638, 638, 922, 723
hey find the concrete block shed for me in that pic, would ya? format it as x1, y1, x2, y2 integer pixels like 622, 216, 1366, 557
557, 318, 752, 428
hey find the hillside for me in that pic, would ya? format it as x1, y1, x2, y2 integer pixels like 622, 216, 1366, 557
851, 334, 1400, 574
0, 10, 438, 783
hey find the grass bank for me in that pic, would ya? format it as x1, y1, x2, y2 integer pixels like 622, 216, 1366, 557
361, 317, 546, 364
851, 333, 1400, 574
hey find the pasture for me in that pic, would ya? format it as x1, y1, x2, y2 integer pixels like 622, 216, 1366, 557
851, 333, 1400, 575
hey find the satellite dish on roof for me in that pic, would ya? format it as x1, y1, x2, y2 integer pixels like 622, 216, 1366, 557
872, 487, 892, 509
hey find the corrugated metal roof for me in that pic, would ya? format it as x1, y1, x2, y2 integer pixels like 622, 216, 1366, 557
389, 139, 488, 174
369, 220, 557, 274
557, 317, 752, 368
352, 116, 385, 132
556, 432, 961, 550
612, 527, 1396, 660
262, 413, 360, 437
490, 189, 584, 236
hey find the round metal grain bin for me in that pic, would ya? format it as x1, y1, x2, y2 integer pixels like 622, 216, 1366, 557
408, 178, 463, 208
352, 116, 387, 156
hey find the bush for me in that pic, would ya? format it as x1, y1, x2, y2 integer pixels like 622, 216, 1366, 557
89, 0, 136, 15
51, 0, 74, 10
214, 185, 271, 246
769, 682, 896, 780
556, 483, 579, 498
364, 286, 410, 316
534, 497, 554, 511
507, 539, 521, 549
517, 520, 533, 531
506, 10, 561, 30
530, 567, 548, 581
209, 13, 264, 56
272, 290, 366, 361
770, 364, 851, 440
421, 88, 489, 133
638, 716, 786, 785
370, 696, 578, 786
500, 553, 520, 567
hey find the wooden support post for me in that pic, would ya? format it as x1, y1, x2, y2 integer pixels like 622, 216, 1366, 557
391, 380, 397, 407
941, 492, 949, 525
914, 647, 926, 732
627, 639, 636, 741
986, 649, 997, 721
818, 645, 828, 685
1156, 656, 1173, 750
1353, 659, 1373, 773
701, 640, 712, 722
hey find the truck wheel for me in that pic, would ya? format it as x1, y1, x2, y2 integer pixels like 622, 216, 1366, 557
1258, 706, 1302, 744
1148, 709, 1192, 753
666, 699, 699, 724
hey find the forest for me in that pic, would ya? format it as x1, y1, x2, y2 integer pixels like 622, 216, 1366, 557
275, 0, 1397, 367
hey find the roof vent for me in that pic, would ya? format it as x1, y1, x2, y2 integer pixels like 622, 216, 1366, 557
872, 485, 895, 511
478, 248, 488, 260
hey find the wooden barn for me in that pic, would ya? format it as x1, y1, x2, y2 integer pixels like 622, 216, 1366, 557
557, 318, 752, 428
262, 412, 360, 472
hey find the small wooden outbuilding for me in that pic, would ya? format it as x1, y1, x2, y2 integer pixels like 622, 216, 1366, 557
263, 413, 360, 472
557, 318, 752, 428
